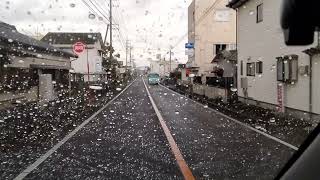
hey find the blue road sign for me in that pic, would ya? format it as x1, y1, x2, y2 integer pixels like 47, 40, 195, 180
185, 43, 194, 49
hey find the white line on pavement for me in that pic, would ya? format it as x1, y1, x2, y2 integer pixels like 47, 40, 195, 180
159, 84, 299, 151
142, 78, 195, 180
14, 79, 137, 180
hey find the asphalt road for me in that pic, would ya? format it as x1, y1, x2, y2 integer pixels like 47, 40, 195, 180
10, 78, 295, 180
147, 81, 295, 179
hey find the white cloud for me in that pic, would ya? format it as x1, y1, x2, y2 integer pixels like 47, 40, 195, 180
0, 0, 192, 66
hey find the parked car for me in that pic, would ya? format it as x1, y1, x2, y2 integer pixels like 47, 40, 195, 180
147, 73, 160, 85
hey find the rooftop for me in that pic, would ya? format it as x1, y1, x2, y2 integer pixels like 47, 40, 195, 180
41, 32, 104, 47
212, 50, 237, 63
0, 21, 77, 58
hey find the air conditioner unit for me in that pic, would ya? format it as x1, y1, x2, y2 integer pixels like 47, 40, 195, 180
241, 77, 248, 88
276, 55, 299, 83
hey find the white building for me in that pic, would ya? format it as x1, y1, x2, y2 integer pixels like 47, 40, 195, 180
227, 0, 320, 120
187, 0, 236, 76
41, 32, 105, 82
150, 60, 179, 77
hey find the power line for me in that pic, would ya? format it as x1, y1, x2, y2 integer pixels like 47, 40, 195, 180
87, 0, 110, 21
81, 0, 109, 25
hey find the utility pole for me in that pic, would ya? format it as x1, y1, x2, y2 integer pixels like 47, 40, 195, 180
125, 40, 128, 71
104, 24, 110, 45
129, 46, 132, 69
169, 49, 172, 73
109, 0, 112, 62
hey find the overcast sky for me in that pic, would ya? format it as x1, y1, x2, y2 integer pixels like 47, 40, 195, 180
0, 0, 192, 66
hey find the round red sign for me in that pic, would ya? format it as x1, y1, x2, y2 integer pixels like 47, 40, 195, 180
73, 42, 86, 54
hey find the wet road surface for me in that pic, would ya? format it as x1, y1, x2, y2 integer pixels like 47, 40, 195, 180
22, 79, 182, 180
148, 81, 295, 179
9, 78, 295, 179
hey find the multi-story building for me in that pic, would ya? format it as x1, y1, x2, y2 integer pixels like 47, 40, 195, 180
227, 0, 320, 121
187, 0, 236, 77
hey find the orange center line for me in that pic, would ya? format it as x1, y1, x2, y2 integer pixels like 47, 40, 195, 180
142, 78, 195, 180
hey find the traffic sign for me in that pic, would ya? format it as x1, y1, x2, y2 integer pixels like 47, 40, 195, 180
185, 48, 194, 56
185, 43, 194, 49
73, 42, 86, 54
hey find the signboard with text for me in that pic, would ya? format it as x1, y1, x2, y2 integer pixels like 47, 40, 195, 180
185, 43, 194, 49
185, 48, 194, 56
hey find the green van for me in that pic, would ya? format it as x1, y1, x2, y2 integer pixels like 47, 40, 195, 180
147, 73, 160, 85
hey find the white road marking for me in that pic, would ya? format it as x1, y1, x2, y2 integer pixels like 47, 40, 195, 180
14, 79, 137, 180
159, 84, 299, 151
142, 79, 195, 180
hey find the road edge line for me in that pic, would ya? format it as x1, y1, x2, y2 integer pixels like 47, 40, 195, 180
142, 78, 195, 180
160, 84, 299, 151
13, 79, 137, 180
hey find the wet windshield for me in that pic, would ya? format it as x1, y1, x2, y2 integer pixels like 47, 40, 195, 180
0, 0, 318, 179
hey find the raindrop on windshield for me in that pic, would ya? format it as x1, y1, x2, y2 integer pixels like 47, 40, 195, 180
70, 3, 76, 8
230, 87, 237, 92
88, 13, 96, 19
270, 118, 276, 123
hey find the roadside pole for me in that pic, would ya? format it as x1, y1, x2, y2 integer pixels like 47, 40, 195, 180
87, 46, 90, 82
109, 0, 112, 67
126, 40, 128, 71
169, 49, 172, 73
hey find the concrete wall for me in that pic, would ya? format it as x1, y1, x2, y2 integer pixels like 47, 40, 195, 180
311, 54, 320, 114
236, 0, 319, 114
193, 0, 236, 75
188, 0, 195, 65
39, 74, 54, 103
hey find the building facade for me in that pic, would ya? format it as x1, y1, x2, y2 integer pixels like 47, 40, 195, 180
228, 0, 320, 120
41, 32, 105, 82
150, 60, 179, 77
187, 0, 237, 75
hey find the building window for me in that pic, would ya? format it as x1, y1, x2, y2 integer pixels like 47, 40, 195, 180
228, 44, 237, 50
256, 61, 263, 74
257, 4, 263, 23
247, 62, 255, 76
240, 61, 243, 76
213, 44, 227, 56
